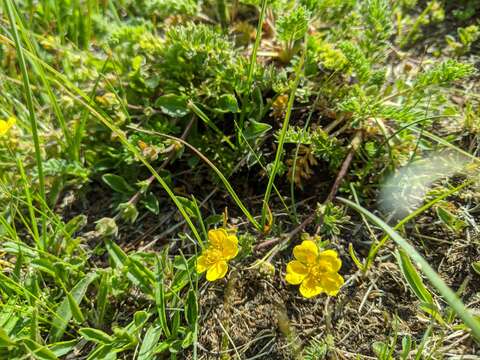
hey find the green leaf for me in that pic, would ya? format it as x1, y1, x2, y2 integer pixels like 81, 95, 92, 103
169, 340, 182, 354
50, 273, 98, 341
204, 214, 223, 227
276, 6, 309, 43
155, 94, 189, 117
243, 120, 271, 141
79, 328, 114, 344
31, 258, 57, 277
436, 206, 467, 233
64, 215, 88, 236
142, 192, 159, 215
22, 338, 58, 360
181, 331, 194, 349
372, 341, 389, 359
48, 340, 78, 357
138, 325, 162, 360
185, 289, 198, 326
176, 197, 197, 217
396, 249, 433, 304
67, 291, 85, 323
0, 328, 15, 348
472, 261, 480, 276
96, 271, 110, 327
102, 174, 135, 195
348, 243, 364, 271
214, 94, 240, 113
105, 240, 154, 295
134, 311, 149, 327
154, 258, 171, 338
85, 343, 115, 360
400, 336, 411, 360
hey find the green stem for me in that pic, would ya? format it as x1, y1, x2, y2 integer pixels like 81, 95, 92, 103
4, 0, 47, 248
261, 49, 305, 229
238, 0, 268, 131
290, 91, 321, 223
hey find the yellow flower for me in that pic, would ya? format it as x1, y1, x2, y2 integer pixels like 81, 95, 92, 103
196, 228, 238, 281
285, 240, 344, 298
0, 117, 16, 136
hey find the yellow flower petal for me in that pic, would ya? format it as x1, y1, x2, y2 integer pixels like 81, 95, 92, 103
206, 261, 228, 281
299, 275, 323, 298
221, 235, 238, 260
293, 240, 318, 265
319, 272, 344, 296
285, 260, 309, 285
318, 250, 342, 273
0, 117, 15, 136
227, 234, 238, 245
196, 253, 212, 273
208, 228, 228, 248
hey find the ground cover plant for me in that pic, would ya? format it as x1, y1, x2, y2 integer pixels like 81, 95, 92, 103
1, 0, 480, 358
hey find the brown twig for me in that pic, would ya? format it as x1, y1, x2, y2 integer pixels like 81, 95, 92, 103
325, 130, 363, 203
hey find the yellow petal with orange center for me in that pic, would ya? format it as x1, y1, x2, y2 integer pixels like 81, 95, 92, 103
206, 261, 228, 281
299, 275, 323, 298
318, 249, 342, 273
285, 260, 309, 285
293, 240, 318, 265
319, 272, 344, 296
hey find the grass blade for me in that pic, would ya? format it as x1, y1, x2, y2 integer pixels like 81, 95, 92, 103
3, 0, 47, 247
261, 48, 305, 228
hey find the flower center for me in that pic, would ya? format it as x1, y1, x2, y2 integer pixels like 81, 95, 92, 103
311, 263, 329, 278
204, 248, 222, 264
